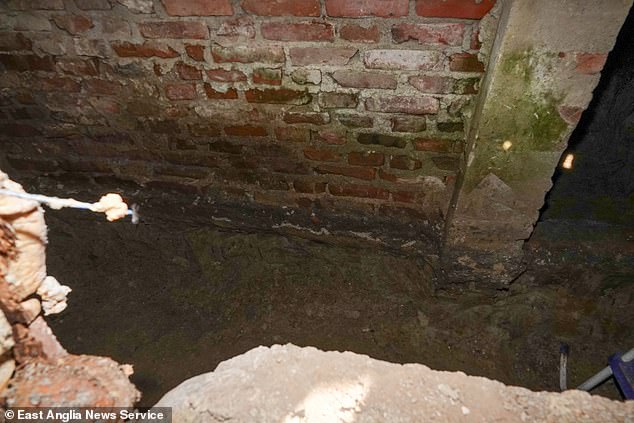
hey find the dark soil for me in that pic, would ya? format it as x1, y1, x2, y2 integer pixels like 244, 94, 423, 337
43, 209, 634, 407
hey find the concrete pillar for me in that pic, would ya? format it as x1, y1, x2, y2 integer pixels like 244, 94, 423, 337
443, 0, 633, 286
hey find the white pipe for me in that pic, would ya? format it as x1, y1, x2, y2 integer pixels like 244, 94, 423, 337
577, 347, 634, 391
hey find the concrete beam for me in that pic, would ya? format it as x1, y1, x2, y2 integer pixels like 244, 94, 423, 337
443, 0, 633, 286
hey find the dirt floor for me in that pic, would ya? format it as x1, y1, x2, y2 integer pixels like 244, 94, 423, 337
43, 209, 633, 407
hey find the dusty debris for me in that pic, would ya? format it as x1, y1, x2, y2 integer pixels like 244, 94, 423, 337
157, 344, 634, 423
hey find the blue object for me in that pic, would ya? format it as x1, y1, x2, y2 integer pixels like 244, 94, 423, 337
609, 352, 634, 399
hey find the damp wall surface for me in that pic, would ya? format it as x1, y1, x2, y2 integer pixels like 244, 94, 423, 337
0, 0, 496, 229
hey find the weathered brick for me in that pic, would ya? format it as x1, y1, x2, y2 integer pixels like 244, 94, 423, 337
176, 62, 202, 80
165, 83, 197, 100
416, 0, 496, 19
437, 121, 464, 132
294, 180, 327, 194
212, 44, 284, 63
325, 0, 409, 17
241, 0, 320, 16
189, 123, 221, 137
348, 151, 384, 166
357, 133, 407, 148
262, 22, 334, 42
206, 68, 247, 82
449, 53, 485, 72
336, 113, 373, 128
33, 76, 80, 92
89, 96, 120, 114
0, 123, 41, 137
365, 96, 438, 115
217, 16, 256, 39
340, 24, 380, 43
112, 41, 179, 58
317, 164, 376, 181
56, 57, 99, 76
318, 92, 358, 109
409, 75, 455, 94
332, 71, 396, 89
185, 44, 205, 61
75, 0, 111, 10
391, 191, 421, 204
391, 116, 426, 133
471, 25, 481, 50
364, 50, 443, 70
74, 38, 108, 57
204, 84, 238, 99
431, 155, 459, 171
289, 47, 357, 66
208, 140, 243, 154
0, 53, 55, 71
253, 67, 282, 85
575, 53, 608, 75
154, 164, 210, 179
283, 111, 330, 125
390, 155, 422, 170
304, 147, 340, 162
139, 21, 208, 39
161, 0, 233, 16
275, 126, 310, 142
245, 88, 311, 105
53, 15, 93, 35
291, 69, 322, 85
329, 183, 389, 200
413, 138, 452, 152
225, 125, 268, 137
312, 129, 347, 145
392, 23, 464, 46
0, 32, 32, 51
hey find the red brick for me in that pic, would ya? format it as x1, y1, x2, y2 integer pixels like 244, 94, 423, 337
391, 191, 419, 204
262, 22, 334, 42
391, 116, 426, 133
139, 21, 208, 39
392, 23, 464, 46
575, 53, 607, 75
471, 25, 481, 50
162, 0, 233, 16
294, 180, 327, 194
390, 155, 422, 170
33, 76, 80, 92
206, 68, 247, 82
336, 113, 373, 128
189, 124, 221, 136
325, 0, 408, 17
449, 53, 485, 72
364, 49, 443, 71
558, 105, 584, 125
89, 96, 120, 114
340, 24, 380, 43
217, 16, 256, 39
165, 83, 197, 100
318, 92, 358, 109
365, 96, 438, 115
176, 62, 202, 80
112, 41, 179, 58
416, 0, 496, 19
253, 67, 282, 85
53, 14, 93, 35
0, 53, 55, 71
245, 88, 311, 105
275, 127, 310, 142
0, 123, 41, 137
413, 138, 452, 152
332, 70, 397, 89
289, 47, 357, 66
283, 111, 330, 125
225, 125, 268, 137
348, 151, 384, 166
304, 147, 340, 162
317, 164, 376, 181
409, 75, 455, 94
212, 43, 284, 63
0, 33, 32, 51
329, 183, 389, 199
204, 84, 238, 99
357, 133, 407, 148
185, 44, 205, 61
312, 130, 347, 145
242, 0, 320, 16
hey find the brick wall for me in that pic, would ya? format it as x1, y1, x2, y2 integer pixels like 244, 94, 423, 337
0, 0, 495, 222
